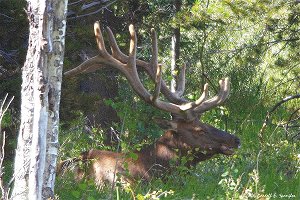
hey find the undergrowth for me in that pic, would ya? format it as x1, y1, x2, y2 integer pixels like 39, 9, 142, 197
55, 115, 299, 199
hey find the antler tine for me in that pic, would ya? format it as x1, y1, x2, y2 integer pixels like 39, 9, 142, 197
124, 26, 187, 115
106, 26, 128, 61
128, 24, 137, 67
196, 83, 209, 104
94, 21, 110, 58
105, 25, 188, 105
105, 24, 228, 119
64, 22, 119, 77
152, 64, 162, 102
150, 28, 161, 102
193, 77, 230, 114
115, 24, 152, 100
179, 83, 208, 111
65, 23, 231, 121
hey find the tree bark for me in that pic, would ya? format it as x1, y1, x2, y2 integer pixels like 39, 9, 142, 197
11, 1, 68, 199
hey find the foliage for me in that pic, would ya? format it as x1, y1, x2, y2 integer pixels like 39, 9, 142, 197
55, 0, 300, 199
56, 116, 299, 199
1, 0, 299, 199
0, 94, 15, 199
0, 0, 27, 99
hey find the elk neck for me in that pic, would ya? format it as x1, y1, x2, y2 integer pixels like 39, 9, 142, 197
146, 130, 188, 164
152, 130, 216, 167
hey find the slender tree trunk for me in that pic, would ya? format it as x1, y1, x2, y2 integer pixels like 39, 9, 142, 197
11, 1, 68, 199
170, 0, 181, 92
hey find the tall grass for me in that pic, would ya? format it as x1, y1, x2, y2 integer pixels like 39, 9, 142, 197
55, 115, 299, 199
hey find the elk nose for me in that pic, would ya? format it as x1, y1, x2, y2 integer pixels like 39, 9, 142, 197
235, 137, 241, 148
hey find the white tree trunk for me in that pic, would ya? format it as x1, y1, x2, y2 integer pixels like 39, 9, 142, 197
11, 1, 68, 199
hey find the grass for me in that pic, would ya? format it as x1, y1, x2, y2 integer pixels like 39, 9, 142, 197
55, 119, 300, 199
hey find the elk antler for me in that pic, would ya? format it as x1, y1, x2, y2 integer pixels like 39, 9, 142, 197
64, 22, 230, 120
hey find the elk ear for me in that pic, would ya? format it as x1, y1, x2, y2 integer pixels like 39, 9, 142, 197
154, 118, 178, 130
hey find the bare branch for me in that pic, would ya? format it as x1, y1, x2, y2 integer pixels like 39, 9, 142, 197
68, 0, 83, 6
259, 94, 300, 142
0, 94, 14, 199
68, 0, 118, 20
81, 1, 102, 11
0, 94, 14, 123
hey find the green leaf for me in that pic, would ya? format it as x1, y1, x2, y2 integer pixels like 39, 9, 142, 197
128, 152, 139, 161
221, 171, 229, 177
87, 196, 96, 200
71, 190, 80, 198
136, 194, 145, 200
78, 183, 87, 190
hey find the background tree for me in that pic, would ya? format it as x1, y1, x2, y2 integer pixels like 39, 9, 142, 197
10, 0, 68, 199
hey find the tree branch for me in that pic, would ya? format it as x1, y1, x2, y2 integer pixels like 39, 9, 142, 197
259, 94, 300, 142
68, 0, 117, 20
0, 94, 14, 200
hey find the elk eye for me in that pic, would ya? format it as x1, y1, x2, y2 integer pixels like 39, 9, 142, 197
194, 127, 202, 131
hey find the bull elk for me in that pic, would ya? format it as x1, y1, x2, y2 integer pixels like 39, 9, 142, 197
59, 22, 241, 187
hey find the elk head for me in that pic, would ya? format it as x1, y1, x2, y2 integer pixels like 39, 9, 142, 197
64, 22, 240, 161
157, 119, 240, 160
